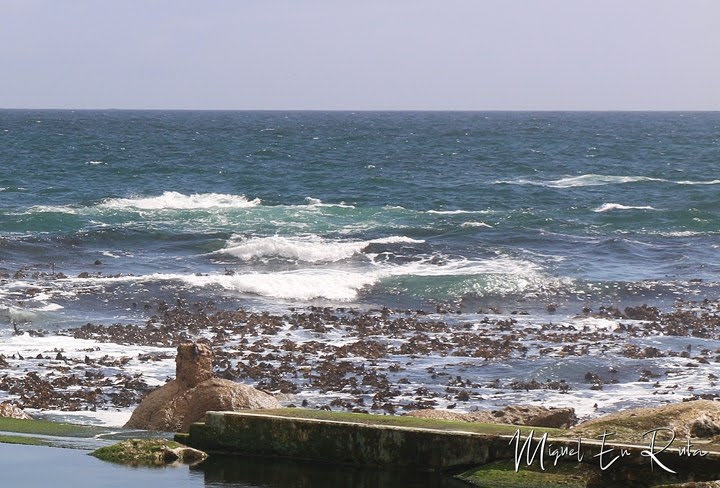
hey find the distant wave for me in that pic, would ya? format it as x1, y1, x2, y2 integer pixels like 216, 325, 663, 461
593, 203, 658, 213
219, 235, 425, 263
99, 191, 261, 210
426, 209, 490, 215
24, 191, 262, 214
461, 221, 493, 228
495, 174, 720, 188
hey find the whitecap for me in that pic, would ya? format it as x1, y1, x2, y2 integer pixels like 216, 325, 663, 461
593, 203, 658, 212
427, 209, 491, 215
461, 221, 493, 228
99, 191, 261, 210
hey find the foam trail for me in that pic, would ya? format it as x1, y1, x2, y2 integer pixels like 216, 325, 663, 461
495, 174, 720, 188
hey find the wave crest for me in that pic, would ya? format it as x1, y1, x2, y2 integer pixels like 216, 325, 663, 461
219, 235, 425, 263
593, 203, 658, 213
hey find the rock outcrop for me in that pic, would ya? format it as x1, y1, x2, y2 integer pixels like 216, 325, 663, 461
91, 438, 207, 466
0, 402, 32, 420
571, 400, 720, 442
124, 343, 280, 432
407, 404, 577, 428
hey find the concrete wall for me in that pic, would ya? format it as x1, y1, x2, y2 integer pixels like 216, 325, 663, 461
180, 410, 720, 482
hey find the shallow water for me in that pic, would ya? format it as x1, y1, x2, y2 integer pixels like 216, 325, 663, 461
0, 444, 466, 488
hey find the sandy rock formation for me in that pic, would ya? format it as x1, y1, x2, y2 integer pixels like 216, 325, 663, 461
407, 404, 577, 428
0, 402, 32, 419
124, 343, 280, 432
571, 400, 720, 442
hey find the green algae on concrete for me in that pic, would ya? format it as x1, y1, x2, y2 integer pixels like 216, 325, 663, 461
0, 417, 107, 438
457, 460, 604, 488
0, 434, 50, 447
457, 459, 604, 488
91, 439, 186, 466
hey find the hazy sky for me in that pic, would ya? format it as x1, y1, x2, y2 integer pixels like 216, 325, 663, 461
1, 0, 718, 110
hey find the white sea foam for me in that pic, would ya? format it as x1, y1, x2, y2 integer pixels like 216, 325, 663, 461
99, 191, 261, 210
23, 191, 262, 215
219, 235, 425, 263
495, 174, 720, 188
461, 221, 493, 228
86, 160, 104, 165
593, 203, 658, 212
60, 253, 553, 302
676, 179, 720, 185
303, 197, 355, 208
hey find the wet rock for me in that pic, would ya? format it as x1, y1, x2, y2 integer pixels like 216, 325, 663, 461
0, 402, 32, 419
91, 439, 207, 466
124, 343, 280, 432
624, 305, 661, 321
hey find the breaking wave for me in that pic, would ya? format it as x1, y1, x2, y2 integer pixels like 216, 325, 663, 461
219, 235, 425, 263
99, 191, 261, 210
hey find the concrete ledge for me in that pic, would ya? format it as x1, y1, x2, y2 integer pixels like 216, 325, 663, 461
179, 409, 720, 482
183, 410, 507, 469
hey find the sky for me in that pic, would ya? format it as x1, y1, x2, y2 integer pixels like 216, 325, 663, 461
0, 0, 718, 110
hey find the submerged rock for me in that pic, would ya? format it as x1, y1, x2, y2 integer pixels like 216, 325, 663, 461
0, 402, 32, 420
407, 404, 577, 429
124, 342, 280, 432
91, 438, 207, 466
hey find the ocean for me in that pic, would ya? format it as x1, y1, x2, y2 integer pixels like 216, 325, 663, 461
1, 110, 719, 424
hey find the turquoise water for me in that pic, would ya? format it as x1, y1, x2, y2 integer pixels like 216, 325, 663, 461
1, 110, 719, 323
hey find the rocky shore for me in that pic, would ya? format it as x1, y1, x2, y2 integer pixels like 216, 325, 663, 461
2, 296, 720, 423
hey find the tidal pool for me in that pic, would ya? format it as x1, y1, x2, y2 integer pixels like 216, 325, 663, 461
0, 444, 467, 487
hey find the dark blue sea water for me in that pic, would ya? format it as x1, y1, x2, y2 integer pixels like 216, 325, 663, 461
1, 110, 718, 325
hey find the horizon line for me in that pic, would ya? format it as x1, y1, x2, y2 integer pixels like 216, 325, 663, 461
1, 107, 719, 113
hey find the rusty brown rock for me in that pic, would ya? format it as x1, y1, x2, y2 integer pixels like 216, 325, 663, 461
124, 342, 280, 432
